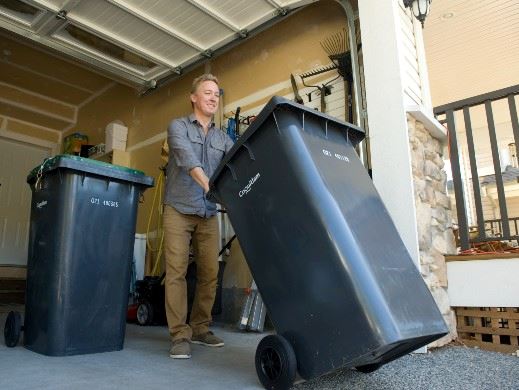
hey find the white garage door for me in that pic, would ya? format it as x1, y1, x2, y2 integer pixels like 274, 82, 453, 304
0, 138, 50, 266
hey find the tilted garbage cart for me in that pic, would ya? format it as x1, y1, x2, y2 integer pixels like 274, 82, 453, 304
208, 96, 447, 389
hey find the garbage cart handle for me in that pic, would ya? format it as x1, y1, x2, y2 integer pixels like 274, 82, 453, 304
241, 142, 255, 161
221, 142, 255, 183
224, 162, 237, 181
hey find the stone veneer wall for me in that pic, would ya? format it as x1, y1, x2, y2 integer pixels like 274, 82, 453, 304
408, 114, 458, 347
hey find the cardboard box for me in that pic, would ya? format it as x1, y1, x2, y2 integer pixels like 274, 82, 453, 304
105, 123, 128, 152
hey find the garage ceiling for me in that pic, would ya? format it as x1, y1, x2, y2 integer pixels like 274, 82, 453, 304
0, 0, 317, 90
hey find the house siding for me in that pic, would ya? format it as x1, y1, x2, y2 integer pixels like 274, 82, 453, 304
398, 2, 423, 107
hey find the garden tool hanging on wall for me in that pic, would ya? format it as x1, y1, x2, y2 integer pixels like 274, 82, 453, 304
320, 24, 371, 174
320, 26, 361, 123
290, 73, 304, 104
226, 107, 240, 142
299, 64, 339, 113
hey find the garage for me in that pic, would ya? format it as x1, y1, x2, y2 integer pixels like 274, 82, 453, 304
0, 0, 377, 386
0, 0, 359, 313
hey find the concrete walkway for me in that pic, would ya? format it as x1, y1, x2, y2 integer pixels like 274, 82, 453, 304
1, 307, 518, 389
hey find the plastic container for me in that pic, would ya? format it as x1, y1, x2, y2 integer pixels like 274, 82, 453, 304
23, 155, 153, 356
208, 96, 447, 388
63, 132, 88, 155
105, 123, 128, 152
133, 233, 147, 282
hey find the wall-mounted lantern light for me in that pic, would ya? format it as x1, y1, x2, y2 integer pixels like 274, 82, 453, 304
403, 0, 432, 28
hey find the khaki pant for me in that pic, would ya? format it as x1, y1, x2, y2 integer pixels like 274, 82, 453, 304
163, 205, 219, 342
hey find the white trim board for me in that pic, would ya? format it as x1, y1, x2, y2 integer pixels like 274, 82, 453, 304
0, 81, 76, 109
0, 128, 58, 154
406, 104, 447, 141
1, 115, 62, 135
126, 131, 165, 153
447, 258, 519, 307
0, 97, 74, 123
0, 58, 95, 93
78, 82, 117, 109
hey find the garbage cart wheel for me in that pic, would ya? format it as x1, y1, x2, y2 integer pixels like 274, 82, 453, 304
136, 300, 154, 326
4, 311, 22, 347
255, 334, 297, 390
356, 363, 382, 373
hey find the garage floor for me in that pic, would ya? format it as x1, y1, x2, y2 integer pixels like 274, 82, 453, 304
0, 304, 265, 390
1, 305, 519, 390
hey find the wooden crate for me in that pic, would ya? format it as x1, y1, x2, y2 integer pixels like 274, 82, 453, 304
454, 307, 519, 354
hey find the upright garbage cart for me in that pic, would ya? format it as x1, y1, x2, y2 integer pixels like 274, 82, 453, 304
4, 155, 153, 356
208, 96, 448, 389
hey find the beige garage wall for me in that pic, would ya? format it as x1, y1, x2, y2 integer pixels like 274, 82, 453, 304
2, 118, 60, 144
66, 0, 350, 232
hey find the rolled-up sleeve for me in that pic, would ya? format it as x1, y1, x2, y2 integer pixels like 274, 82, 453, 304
168, 119, 201, 172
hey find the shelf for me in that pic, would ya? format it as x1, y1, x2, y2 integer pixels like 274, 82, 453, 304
90, 149, 129, 166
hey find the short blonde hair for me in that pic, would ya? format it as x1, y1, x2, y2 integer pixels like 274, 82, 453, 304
191, 74, 219, 94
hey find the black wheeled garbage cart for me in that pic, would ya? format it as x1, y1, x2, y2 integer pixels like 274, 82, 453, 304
208, 96, 448, 389
3, 155, 153, 356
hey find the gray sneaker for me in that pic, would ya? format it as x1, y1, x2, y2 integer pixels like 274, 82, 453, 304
191, 331, 224, 347
169, 339, 191, 359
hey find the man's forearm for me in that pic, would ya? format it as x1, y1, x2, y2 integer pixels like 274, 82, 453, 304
189, 166, 210, 193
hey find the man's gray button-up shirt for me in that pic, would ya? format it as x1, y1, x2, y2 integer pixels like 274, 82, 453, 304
164, 114, 234, 217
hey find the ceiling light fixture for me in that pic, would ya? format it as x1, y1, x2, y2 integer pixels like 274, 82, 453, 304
441, 11, 455, 20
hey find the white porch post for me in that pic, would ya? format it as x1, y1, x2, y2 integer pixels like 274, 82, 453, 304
357, 0, 420, 265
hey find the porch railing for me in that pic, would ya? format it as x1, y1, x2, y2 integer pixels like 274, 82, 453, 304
473, 217, 519, 242
434, 84, 519, 250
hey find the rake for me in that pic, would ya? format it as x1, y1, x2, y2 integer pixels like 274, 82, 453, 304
320, 27, 360, 81
320, 26, 360, 121
298, 65, 339, 113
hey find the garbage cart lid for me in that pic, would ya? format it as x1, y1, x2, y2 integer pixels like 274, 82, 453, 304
210, 96, 364, 190
27, 155, 154, 187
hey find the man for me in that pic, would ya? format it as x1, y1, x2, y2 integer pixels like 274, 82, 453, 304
163, 74, 234, 359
